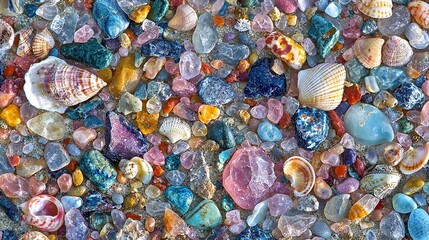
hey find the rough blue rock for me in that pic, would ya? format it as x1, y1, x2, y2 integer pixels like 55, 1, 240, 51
134, 82, 148, 100
93, 0, 130, 39
344, 58, 369, 83
371, 66, 411, 91
257, 121, 282, 142
165, 185, 194, 215
165, 154, 180, 171
84, 115, 104, 128
81, 192, 115, 212
79, 150, 117, 191
294, 107, 329, 151
237, 226, 274, 240
60, 38, 113, 69
393, 193, 417, 213
239, 0, 258, 7
210, 43, 250, 65
394, 81, 425, 110
244, 58, 286, 98
408, 208, 429, 240
61, 196, 83, 212
2, 230, 17, 240
198, 76, 234, 105
0, 145, 14, 174
361, 19, 378, 35
343, 148, 357, 165
207, 121, 236, 149
66, 98, 104, 120
308, 14, 340, 58
0, 192, 19, 222
141, 39, 184, 58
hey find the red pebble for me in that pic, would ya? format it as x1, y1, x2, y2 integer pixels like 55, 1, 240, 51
375, 199, 386, 210
278, 112, 291, 129
4, 65, 15, 77
153, 165, 163, 177
169, 0, 185, 7
333, 165, 347, 179
344, 84, 361, 105
327, 110, 345, 137
353, 156, 365, 177
225, 70, 239, 83
162, 98, 180, 115
125, 212, 141, 220
158, 141, 171, 154
8, 155, 20, 167
244, 99, 257, 107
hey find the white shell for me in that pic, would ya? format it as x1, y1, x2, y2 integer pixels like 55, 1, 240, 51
353, 38, 385, 69
382, 36, 413, 67
356, 0, 393, 18
32, 28, 55, 59
159, 117, 191, 144
399, 142, 429, 174
360, 164, 401, 199
283, 156, 316, 197
20, 194, 64, 232
16, 27, 34, 57
129, 157, 153, 184
0, 18, 14, 55
168, 4, 198, 31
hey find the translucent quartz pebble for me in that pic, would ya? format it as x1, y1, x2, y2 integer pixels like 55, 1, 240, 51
267, 194, 293, 217
380, 211, 405, 240
324, 194, 351, 222
26, 112, 66, 141
251, 14, 274, 32
405, 23, 429, 50
310, 220, 332, 239
111, 209, 126, 229
246, 200, 268, 227
65, 208, 89, 240
73, 25, 94, 43
324, 2, 341, 18
146, 201, 171, 216
50, 7, 79, 44
377, 5, 410, 37
61, 196, 83, 212
44, 142, 71, 171
166, 170, 186, 185
210, 43, 250, 66
36, 3, 58, 20
192, 13, 219, 54
348, 194, 379, 221
179, 51, 201, 80
187, 0, 209, 10
278, 211, 317, 238
364, 76, 380, 93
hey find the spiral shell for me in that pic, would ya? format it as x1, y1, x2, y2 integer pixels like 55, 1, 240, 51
283, 156, 316, 197
382, 36, 413, 67
409, 1, 429, 29
399, 142, 429, 175
24, 56, 107, 113
356, 0, 393, 18
16, 28, 34, 57
32, 28, 55, 59
360, 164, 401, 199
353, 38, 385, 69
0, 18, 14, 55
168, 4, 198, 32
129, 157, 153, 184
297, 63, 346, 111
348, 194, 380, 221
265, 32, 306, 70
20, 195, 64, 232
383, 142, 404, 166
159, 117, 191, 144
20, 231, 49, 240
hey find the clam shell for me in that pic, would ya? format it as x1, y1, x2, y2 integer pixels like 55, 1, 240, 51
20, 231, 49, 240
265, 32, 306, 70
409, 1, 429, 29
360, 164, 401, 199
348, 194, 380, 221
356, 0, 393, 18
382, 36, 413, 67
168, 4, 198, 31
129, 157, 153, 184
32, 28, 55, 59
20, 194, 64, 232
399, 142, 429, 175
16, 28, 34, 57
283, 156, 316, 197
353, 38, 385, 69
0, 18, 14, 55
297, 63, 346, 111
159, 117, 191, 144
24, 56, 107, 113
0, 0, 23, 16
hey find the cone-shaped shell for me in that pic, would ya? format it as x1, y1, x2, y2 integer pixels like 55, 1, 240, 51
297, 63, 346, 111
353, 38, 385, 69
283, 156, 316, 197
159, 117, 191, 143
24, 56, 107, 113
32, 28, 55, 59
265, 32, 306, 70
16, 28, 34, 57
409, 1, 429, 29
20, 194, 64, 232
399, 142, 429, 175
168, 4, 198, 32
0, 18, 14, 54
382, 36, 413, 67
360, 164, 401, 199
356, 0, 393, 18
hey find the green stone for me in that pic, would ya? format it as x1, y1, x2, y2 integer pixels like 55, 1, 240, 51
308, 14, 340, 58
79, 150, 117, 191
60, 38, 113, 69
239, 0, 257, 7
147, 0, 169, 22
398, 118, 414, 133
222, 194, 235, 211
185, 200, 222, 230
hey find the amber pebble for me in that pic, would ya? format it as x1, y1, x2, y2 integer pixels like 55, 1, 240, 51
278, 112, 291, 129
327, 110, 345, 137
237, 59, 250, 73
97, 67, 112, 82
188, 137, 204, 148
109, 55, 142, 96
72, 168, 84, 186
210, 60, 223, 69
67, 186, 87, 197
4, 65, 15, 77
153, 165, 163, 177
162, 98, 180, 115
67, 160, 78, 172
238, 110, 250, 124
125, 212, 142, 220
8, 155, 20, 167
145, 216, 156, 232
117, 170, 129, 184
402, 177, 425, 195
332, 42, 343, 51
248, 52, 259, 65
154, 183, 166, 191
198, 105, 220, 124
136, 110, 159, 135
244, 98, 257, 107
124, 192, 144, 210
48, 234, 57, 240
129, 4, 151, 23
212, 15, 225, 27
63, 138, 72, 145
164, 208, 187, 237
201, 62, 213, 74
0, 104, 22, 127
344, 84, 362, 105
158, 141, 171, 154
334, 165, 348, 178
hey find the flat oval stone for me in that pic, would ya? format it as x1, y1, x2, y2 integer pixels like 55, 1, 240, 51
93, 0, 129, 39
408, 208, 429, 240
184, 200, 222, 230
257, 121, 282, 142
79, 150, 117, 191
198, 76, 234, 106
60, 38, 113, 69
192, 13, 219, 54
165, 185, 194, 215
210, 43, 250, 66
294, 107, 329, 151
393, 193, 417, 214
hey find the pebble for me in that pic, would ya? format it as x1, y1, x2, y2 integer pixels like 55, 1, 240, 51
377, 5, 410, 37
408, 208, 429, 240
184, 200, 222, 230
394, 81, 425, 110
193, 13, 219, 54
44, 142, 70, 171
164, 185, 194, 215
380, 211, 405, 240
324, 194, 351, 222
245, 58, 286, 98
0, 192, 19, 222
141, 39, 184, 58
392, 193, 417, 213
257, 121, 282, 142
310, 220, 332, 239
211, 43, 250, 66
246, 200, 269, 227
294, 107, 329, 151
65, 208, 89, 240
147, 0, 169, 22
60, 38, 113, 69
308, 14, 339, 58
405, 23, 429, 50
79, 150, 117, 190
198, 76, 234, 105
61, 196, 83, 212
93, 0, 130, 39
26, 112, 67, 141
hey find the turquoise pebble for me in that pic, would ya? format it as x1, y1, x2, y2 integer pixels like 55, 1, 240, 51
308, 14, 340, 58
413, 194, 427, 206
371, 66, 411, 91
423, 183, 429, 194
393, 193, 417, 214
222, 194, 235, 212
147, 0, 169, 22
165, 154, 180, 171
79, 150, 117, 190
207, 121, 236, 149
219, 148, 235, 165
60, 39, 113, 70
257, 121, 282, 142
409, 208, 429, 240
185, 200, 222, 230
165, 185, 194, 215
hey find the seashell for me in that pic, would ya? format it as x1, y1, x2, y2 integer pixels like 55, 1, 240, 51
360, 164, 401, 199
0, 0, 24, 16
409, 1, 429, 29
16, 28, 34, 57
0, 18, 14, 55
159, 117, 191, 144
382, 36, 413, 67
265, 32, 306, 70
297, 63, 346, 111
32, 28, 55, 59
356, 0, 393, 19
129, 157, 153, 184
20, 194, 65, 232
348, 194, 379, 221
399, 142, 429, 175
283, 156, 316, 197
383, 142, 404, 166
20, 231, 49, 240
353, 38, 385, 69
24, 56, 107, 113
168, 4, 198, 32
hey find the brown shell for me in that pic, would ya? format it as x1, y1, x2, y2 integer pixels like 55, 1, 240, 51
399, 142, 429, 175
32, 28, 55, 59
16, 28, 34, 57
409, 1, 429, 29
353, 38, 385, 69
283, 156, 316, 197
356, 0, 393, 18
382, 36, 413, 67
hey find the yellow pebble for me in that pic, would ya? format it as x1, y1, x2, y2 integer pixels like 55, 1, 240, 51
72, 168, 84, 186
198, 105, 220, 124
130, 4, 151, 23
136, 110, 159, 135
305, 7, 318, 20
119, 33, 131, 48
403, 177, 425, 195
97, 68, 113, 83
48, 234, 57, 240
269, 7, 281, 21
248, 52, 259, 65
238, 110, 250, 124
0, 104, 22, 127
67, 186, 87, 197
287, 15, 297, 26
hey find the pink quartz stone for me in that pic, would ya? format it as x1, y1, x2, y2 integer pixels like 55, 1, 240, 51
0, 173, 30, 198
420, 101, 429, 126
267, 98, 283, 124
147, 133, 162, 146
172, 77, 197, 97
298, 148, 313, 159
336, 178, 359, 194
46, 180, 59, 196
251, 14, 274, 32
275, 0, 297, 13
340, 133, 355, 149
74, 25, 94, 43
342, 48, 355, 62
0, 78, 24, 108
407, 110, 421, 124
133, 27, 160, 47
144, 147, 165, 166
422, 81, 429, 96
250, 105, 267, 119
256, 37, 266, 52
415, 126, 429, 141
229, 222, 246, 235
316, 164, 331, 179
226, 210, 242, 224
320, 151, 340, 166
223, 146, 276, 210
28, 177, 46, 196
173, 102, 197, 121
396, 132, 412, 148
57, 173, 72, 193
179, 51, 201, 80
165, 60, 180, 75
267, 193, 293, 217
180, 151, 195, 169
72, 127, 97, 149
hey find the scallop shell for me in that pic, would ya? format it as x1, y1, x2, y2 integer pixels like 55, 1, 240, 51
0, 0, 24, 16
0, 18, 15, 55
297, 63, 346, 111
265, 32, 306, 70
399, 142, 429, 175
20, 194, 64, 232
353, 38, 385, 69
356, 0, 393, 18
16, 28, 34, 57
283, 156, 316, 197
159, 117, 191, 143
360, 164, 401, 199
20, 231, 49, 240
409, 1, 429, 29
24, 56, 107, 113
382, 36, 413, 67
168, 4, 198, 32
129, 157, 153, 184
348, 194, 380, 221
32, 28, 55, 59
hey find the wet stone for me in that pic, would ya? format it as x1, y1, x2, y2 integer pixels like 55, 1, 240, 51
93, 0, 130, 39
245, 58, 286, 98
79, 150, 117, 191
198, 76, 234, 106
394, 82, 425, 110
371, 66, 411, 91
308, 14, 340, 58
294, 107, 329, 151
210, 43, 250, 66
44, 142, 70, 171
141, 39, 184, 58
165, 185, 193, 215
60, 38, 113, 69
207, 121, 236, 149
192, 13, 219, 54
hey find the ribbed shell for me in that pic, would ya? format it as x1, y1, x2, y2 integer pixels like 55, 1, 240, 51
409, 1, 429, 29
16, 28, 34, 57
32, 28, 55, 59
168, 4, 198, 31
20, 195, 65, 232
297, 63, 346, 111
159, 117, 191, 143
353, 38, 385, 69
0, 18, 14, 53
283, 156, 316, 197
356, 0, 393, 18
382, 36, 413, 67
360, 164, 401, 199
20, 231, 49, 240
399, 142, 429, 174
265, 32, 306, 70
129, 157, 153, 184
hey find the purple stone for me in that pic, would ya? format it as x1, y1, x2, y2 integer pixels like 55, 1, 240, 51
223, 32, 236, 42
102, 38, 121, 52
336, 178, 359, 194
343, 148, 356, 165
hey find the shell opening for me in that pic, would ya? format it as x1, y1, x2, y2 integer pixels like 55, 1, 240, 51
31, 200, 58, 217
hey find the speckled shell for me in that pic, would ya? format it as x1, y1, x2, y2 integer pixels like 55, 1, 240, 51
360, 164, 401, 199
353, 38, 385, 69
16, 28, 34, 57
159, 117, 191, 143
297, 63, 346, 111
399, 142, 429, 175
283, 156, 316, 197
24, 56, 107, 113
32, 28, 55, 59
129, 157, 153, 184
168, 4, 198, 31
409, 1, 429, 29
382, 36, 413, 67
265, 32, 306, 70
0, 0, 23, 16
0, 18, 14, 55
20, 195, 64, 232
20, 231, 49, 240
356, 0, 393, 18
348, 194, 380, 221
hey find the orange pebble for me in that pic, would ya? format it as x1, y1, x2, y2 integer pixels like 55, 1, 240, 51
8, 155, 20, 167
344, 84, 361, 105
334, 165, 348, 178
162, 98, 180, 115
244, 98, 257, 107
4, 65, 15, 77
153, 165, 163, 177
67, 160, 78, 172
212, 15, 225, 27
124, 29, 136, 42
201, 62, 213, 74
125, 212, 142, 220
117, 170, 129, 184
210, 60, 223, 69
63, 138, 72, 145
154, 183, 166, 191
332, 42, 343, 51
158, 141, 170, 154
237, 60, 250, 73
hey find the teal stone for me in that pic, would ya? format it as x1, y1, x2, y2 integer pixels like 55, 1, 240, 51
370, 66, 411, 91
79, 150, 117, 190
257, 121, 282, 142
93, 0, 130, 39
219, 148, 235, 165
185, 200, 222, 230
344, 58, 369, 83
393, 193, 417, 213
60, 39, 113, 69
222, 194, 235, 211
165, 185, 194, 215
207, 121, 236, 149
344, 103, 394, 146
409, 208, 429, 240
308, 14, 340, 58
239, 0, 257, 7
90, 212, 112, 231
148, 0, 169, 22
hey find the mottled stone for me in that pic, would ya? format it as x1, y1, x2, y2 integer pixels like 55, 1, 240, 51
245, 58, 286, 98
294, 107, 329, 151
79, 150, 117, 190
198, 76, 234, 106
60, 38, 113, 69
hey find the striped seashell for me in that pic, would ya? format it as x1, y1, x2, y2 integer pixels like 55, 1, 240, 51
159, 117, 191, 143
24, 56, 107, 113
360, 164, 401, 199
0, 18, 14, 55
20, 194, 64, 232
348, 194, 380, 221
399, 142, 429, 175
353, 38, 385, 69
283, 156, 315, 197
356, 0, 393, 18
129, 157, 153, 184
20, 231, 49, 240
409, 1, 429, 29
168, 4, 198, 32
0, 0, 23, 16
265, 32, 306, 70
297, 63, 346, 111
16, 28, 34, 57
382, 36, 413, 67
32, 28, 55, 59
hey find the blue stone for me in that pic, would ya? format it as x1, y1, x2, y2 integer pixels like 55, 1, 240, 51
308, 14, 340, 58
66, 98, 104, 120
344, 103, 394, 146
393, 193, 417, 213
245, 58, 286, 98
408, 208, 429, 240
147, 0, 169, 22
61, 196, 83, 212
141, 39, 184, 58
371, 66, 411, 91
207, 121, 236, 149
310, 220, 332, 239
23, 4, 38, 17
185, 200, 222, 230
335, 101, 350, 117
219, 148, 235, 165
221, 194, 234, 211
49, 48, 59, 57
165, 154, 180, 171
218, 1, 228, 16
102, 38, 121, 52
360, 94, 374, 104
361, 19, 378, 35
424, 182, 429, 194
0, 192, 19, 222
93, 0, 130, 39
415, 75, 427, 88
238, 33, 251, 45
413, 194, 427, 206
165, 185, 194, 215
343, 148, 357, 165
2, 230, 17, 240
237, 226, 274, 240
239, 0, 257, 7
294, 107, 329, 151
344, 58, 369, 83
257, 121, 282, 142
60, 38, 113, 69
147, 81, 172, 101
84, 115, 104, 128
66, 144, 81, 157
79, 150, 117, 191
134, 82, 148, 100
198, 76, 235, 105
210, 43, 250, 65
0, 145, 14, 174
128, 21, 143, 36
394, 81, 425, 110
81, 192, 115, 212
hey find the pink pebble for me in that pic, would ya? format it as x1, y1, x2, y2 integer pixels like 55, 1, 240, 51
251, 14, 274, 32
28, 176, 46, 197
74, 25, 94, 43
422, 81, 429, 96
144, 147, 165, 166
180, 151, 195, 169
267, 193, 293, 217
336, 178, 359, 194
172, 77, 197, 97
72, 127, 97, 149
267, 98, 283, 124
275, 0, 297, 13
57, 173, 72, 193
